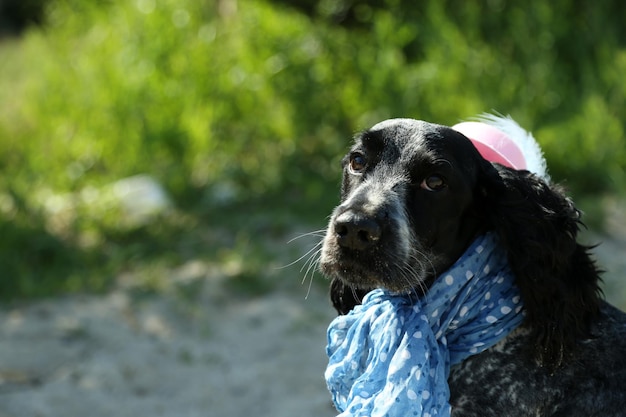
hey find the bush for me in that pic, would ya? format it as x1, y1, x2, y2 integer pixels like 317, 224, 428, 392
0, 0, 625, 298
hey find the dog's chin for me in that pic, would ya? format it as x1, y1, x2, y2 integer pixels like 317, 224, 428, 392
320, 250, 429, 294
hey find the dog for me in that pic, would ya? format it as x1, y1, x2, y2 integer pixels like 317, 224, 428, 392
319, 118, 626, 416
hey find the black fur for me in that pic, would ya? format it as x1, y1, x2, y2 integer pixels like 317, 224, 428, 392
478, 165, 603, 366
319, 118, 626, 416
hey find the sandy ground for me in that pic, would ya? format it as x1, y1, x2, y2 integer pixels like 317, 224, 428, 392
2, 224, 626, 417
0, 266, 338, 417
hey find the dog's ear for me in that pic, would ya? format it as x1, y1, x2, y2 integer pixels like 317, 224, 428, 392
478, 162, 603, 367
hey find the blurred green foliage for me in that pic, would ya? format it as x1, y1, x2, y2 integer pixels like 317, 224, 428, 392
0, 0, 625, 299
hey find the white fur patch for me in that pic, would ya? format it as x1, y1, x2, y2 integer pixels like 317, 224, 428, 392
472, 113, 550, 181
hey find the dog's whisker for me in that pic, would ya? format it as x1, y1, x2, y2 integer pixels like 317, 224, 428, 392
277, 228, 326, 300
286, 229, 327, 244
278, 239, 323, 270
408, 248, 437, 286
399, 263, 423, 299
299, 242, 323, 274
301, 247, 323, 284
399, 253, 429, 297
350, 286, 363, 305
303, 256, 322, 300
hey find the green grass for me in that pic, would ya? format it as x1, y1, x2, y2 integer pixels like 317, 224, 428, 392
1, 0, 625, 299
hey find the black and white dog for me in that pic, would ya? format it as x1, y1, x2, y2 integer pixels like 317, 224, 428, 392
319, 117, 626, 416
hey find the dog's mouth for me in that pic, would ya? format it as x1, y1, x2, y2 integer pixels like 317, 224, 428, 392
320, 247, 388, 288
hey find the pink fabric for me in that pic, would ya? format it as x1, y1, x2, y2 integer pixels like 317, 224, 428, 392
452, 122, 526, 170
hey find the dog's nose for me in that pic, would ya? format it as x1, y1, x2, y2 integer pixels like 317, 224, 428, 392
333, 211, 382, 250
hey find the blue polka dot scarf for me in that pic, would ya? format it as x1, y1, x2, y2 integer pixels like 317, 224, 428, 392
325, 233, 524, 417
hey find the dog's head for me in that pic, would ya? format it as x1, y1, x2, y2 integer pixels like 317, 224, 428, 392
320, 119, 490, 298
320, 118, 602, 365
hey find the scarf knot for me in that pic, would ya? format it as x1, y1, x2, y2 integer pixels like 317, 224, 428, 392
325, 233, 524, 417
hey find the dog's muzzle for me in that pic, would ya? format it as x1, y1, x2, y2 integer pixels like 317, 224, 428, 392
319, 177, 416, 290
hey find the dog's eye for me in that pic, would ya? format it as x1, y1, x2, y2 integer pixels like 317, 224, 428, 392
420, 175, 446, 191
349, 153, 367, 173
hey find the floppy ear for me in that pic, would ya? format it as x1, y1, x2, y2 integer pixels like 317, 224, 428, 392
478, 162, 603, 367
